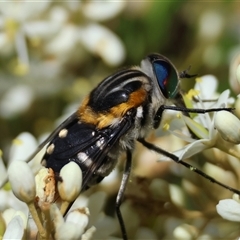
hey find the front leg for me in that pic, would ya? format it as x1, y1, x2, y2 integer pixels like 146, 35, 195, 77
115, 149, 132, 240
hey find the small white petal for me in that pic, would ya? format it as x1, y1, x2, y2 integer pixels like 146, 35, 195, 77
0, 1, 50, 21
215, 89, 230, 108
13, 211, 27, 229
87, 192, 106, 223
49, 6, 68, 23
214, 111, 240, 144
79, 23, 125, 66
24, 21, 61, 39
50, 204, 64, 229
55, 222, 84, 240
194, 75, 218, 99
2, 209, 16, 225
2, 215, 24, 240
66, 208, 89, 234
171, 139, 209, 160
0, 85, 34, 118
184, 116, 209, 139
216, 199, 240, 222
45, 25, 78, 56
8, 161, 36, 203
8, 132, 38, 166
58, 162, 82, 202
82, 1, 126, 21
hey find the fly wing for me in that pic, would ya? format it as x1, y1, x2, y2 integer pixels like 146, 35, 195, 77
24, 112, 78, 163
42, 109, 135, 191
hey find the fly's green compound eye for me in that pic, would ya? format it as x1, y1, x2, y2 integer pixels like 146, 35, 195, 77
153, 60, 179, 99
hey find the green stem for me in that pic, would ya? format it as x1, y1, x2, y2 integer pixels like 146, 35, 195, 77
28, 202, 47, 240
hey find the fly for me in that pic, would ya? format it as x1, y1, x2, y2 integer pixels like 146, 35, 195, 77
19, 53, 238, 240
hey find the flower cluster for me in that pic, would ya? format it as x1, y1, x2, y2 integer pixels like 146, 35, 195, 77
1, 153, 117, 239
0, 0, 128, 119
1, 2, 240, 239
2, 71, 240, 239
133, 73, 240, 238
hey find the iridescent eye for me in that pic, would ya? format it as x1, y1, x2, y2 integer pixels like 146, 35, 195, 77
153, 60, 179, 99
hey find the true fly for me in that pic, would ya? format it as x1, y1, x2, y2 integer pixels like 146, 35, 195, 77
24, 53, 239, 240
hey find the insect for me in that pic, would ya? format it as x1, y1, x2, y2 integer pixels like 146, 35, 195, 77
24, 53, 239, 240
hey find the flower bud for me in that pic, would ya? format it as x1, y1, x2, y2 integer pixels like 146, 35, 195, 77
58, 162, 82, 202
8, 161, 36, 203
214, 111, 240, 144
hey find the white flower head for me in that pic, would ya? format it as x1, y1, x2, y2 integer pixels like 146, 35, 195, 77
168, 75, 237, 161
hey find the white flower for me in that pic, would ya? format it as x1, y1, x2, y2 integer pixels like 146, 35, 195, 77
66, 207, 89, 229
0, 131, 45, 218
168, 76, 238, 161
72, 191, 118, 239
0, 0, 126, 75
78, 23, 125, 67
50, 200, 91, 239
55, 222, 85, 240
82, 1, 126, 21
8, 132, 43, 174
0, 85, 34, 118
0, 1, 51, 68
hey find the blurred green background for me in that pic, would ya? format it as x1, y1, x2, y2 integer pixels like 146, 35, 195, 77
0, 1, 239, 156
